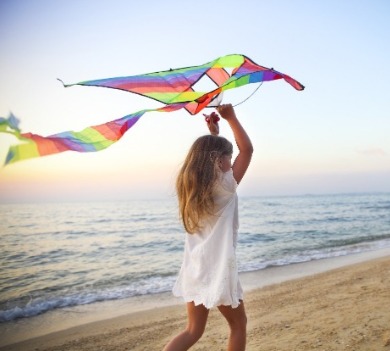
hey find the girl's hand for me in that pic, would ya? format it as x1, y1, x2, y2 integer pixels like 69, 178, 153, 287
203, 111, 220, 136
216, 104, 236, 121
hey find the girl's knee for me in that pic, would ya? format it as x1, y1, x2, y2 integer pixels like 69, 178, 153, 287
226, 313, 247, 333
231, 313, 247, 331
218, 303, 247, 330
185, 326, 205, 343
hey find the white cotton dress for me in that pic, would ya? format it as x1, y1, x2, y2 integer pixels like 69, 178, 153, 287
172, 169, 243, 309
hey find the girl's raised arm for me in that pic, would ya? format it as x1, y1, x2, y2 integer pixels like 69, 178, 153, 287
217, 104, 253, 184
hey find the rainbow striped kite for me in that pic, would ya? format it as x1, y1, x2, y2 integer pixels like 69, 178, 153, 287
1, 54, 304, 165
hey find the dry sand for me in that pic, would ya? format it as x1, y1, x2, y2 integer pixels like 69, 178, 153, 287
1, 255, 389, 351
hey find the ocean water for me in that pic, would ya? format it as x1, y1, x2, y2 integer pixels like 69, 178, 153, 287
1, 193, 390, 323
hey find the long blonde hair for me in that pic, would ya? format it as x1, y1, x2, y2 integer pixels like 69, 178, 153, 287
176, 135, 233, 234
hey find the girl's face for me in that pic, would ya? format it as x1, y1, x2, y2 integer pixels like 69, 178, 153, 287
219, 154, 232, 172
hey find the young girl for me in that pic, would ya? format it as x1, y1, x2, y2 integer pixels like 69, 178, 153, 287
163, 104, 253, 351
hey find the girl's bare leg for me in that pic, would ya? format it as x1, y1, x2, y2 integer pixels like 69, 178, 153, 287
218, 301, 247, 351
163, 302, 209, 351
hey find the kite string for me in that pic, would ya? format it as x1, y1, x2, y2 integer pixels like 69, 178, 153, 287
232, 82, 263, 107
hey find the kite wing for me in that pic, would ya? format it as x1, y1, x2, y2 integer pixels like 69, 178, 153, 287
60, 54, 304, 115
3, 54, 304, 165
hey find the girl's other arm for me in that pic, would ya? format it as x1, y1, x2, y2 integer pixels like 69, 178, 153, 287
217, 104, 253, 184
203, 111, 220, 136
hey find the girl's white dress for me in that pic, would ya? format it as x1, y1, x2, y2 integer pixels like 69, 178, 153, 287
172, 169, 243, 309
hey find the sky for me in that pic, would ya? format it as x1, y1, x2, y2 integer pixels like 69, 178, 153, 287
0, 0, 389, 202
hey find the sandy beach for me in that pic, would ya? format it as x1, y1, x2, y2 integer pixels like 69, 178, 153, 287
1, 252, 390, 351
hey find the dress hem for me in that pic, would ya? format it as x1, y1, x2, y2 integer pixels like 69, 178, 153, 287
172, 291, 244, 309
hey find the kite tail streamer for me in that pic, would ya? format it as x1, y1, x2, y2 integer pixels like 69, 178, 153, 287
3, 103, 186, 165
0, 113, 21, 136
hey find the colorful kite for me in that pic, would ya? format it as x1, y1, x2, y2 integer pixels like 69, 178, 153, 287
1, 54, 304, 165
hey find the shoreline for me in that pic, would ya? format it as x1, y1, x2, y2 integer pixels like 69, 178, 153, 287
1, 247, 389, 350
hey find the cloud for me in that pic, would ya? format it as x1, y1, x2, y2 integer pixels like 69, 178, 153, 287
356, 148, 388, 157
